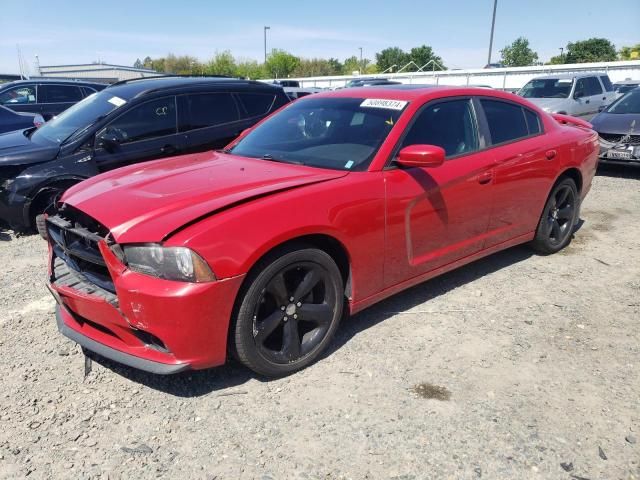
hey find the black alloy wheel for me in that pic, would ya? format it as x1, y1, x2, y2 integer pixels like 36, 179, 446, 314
233, 247, 343, 377
532, 177, 578, 254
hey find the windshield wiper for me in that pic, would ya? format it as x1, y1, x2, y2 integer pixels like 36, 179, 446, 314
215, 148, 231, 154
261, 154, 303, 165
62, 114, 107, 144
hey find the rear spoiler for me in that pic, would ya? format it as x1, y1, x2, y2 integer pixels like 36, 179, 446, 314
552, 113, 593, 130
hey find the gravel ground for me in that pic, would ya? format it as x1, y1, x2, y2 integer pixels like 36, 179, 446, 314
0, 166, 638, 480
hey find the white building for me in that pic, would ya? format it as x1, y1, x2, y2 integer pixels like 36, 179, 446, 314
38, 63, 162, 83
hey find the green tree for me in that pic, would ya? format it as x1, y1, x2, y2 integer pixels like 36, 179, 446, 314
375, 47, 410, 72
293, 58, 341, 77
236, 59, 265, 79
265, 49, 300, 78
142, 56, 153, 69
205, 50, 237, 76
564, 38, 617, 63
409, 45, 445, 70
327, 58, 343, 75
500, 37, 539, 66
133, 58, 143, 69
343, 56, 361, 75
619, 43, 640, 60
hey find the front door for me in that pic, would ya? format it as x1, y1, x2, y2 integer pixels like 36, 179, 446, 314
93, 96, 183, 172
384, 98, 494, 287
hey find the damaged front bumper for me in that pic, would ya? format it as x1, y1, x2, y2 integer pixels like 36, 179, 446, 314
598, 139, 640, 165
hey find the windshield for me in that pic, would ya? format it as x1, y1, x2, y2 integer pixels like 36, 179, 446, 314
229, 97, 406, 171
31, 90, 126, 144
605, 89, 640, 114
519, 78, 573, 99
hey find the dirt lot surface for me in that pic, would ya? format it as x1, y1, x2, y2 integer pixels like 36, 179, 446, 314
0, 166, 638, 480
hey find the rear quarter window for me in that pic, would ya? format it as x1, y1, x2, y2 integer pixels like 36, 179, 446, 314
599, 75, 614, 92
237, 92, 276, 118
180, 93, 240, 131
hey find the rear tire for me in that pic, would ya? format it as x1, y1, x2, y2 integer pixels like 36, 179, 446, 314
531, 177, 579, 254
232, 246, 344, 377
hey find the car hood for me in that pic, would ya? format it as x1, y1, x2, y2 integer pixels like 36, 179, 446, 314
0, 129, 59, 165
524, 98, 569, 113
62, 152, 349, 243
590, 112, 640, 134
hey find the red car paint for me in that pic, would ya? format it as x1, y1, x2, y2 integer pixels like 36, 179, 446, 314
49, 86, 598, 372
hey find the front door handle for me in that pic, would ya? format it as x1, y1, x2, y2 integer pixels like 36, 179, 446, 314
160, 144, 177, 155
585, 99, 590, 104
602, 96, 606, 100
477, 172, 492, 185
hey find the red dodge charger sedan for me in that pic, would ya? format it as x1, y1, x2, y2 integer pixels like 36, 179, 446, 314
45, 86, 598, 377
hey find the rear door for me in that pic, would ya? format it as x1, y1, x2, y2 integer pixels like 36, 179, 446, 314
477, 98, 554, 247
384, 97, 494, 287
177, 92, 244, 153
598, 75, 616, 108
584, 76, 604, 118
37, 84, 84, 119
92, 96, 183, 172
0, 84, 38, 114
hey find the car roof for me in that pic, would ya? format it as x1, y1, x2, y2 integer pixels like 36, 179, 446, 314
102, 76, 283, 100
614, 80, 640, 85
530, 72, 609, 81
0, 78, 106, 88
311, 85, 518, 102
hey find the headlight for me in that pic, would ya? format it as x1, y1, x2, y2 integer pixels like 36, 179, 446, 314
123, 245, 216, 283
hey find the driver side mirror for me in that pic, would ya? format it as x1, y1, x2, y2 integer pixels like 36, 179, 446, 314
96, 132, 119, 153
573, 90, 585, 100
396, 144, 445, 168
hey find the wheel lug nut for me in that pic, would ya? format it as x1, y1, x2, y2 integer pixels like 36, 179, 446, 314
296, 302, 301, 307
280, 306, 286, 311
289, 297, 294, 302
293, 314, 298, 319
283, 317, 288, 322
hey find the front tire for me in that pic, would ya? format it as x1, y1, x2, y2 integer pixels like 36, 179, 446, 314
232, 246, 344, 377
531, 177, 579, 254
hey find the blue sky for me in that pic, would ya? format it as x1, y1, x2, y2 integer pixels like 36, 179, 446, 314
1, 0, 638, 74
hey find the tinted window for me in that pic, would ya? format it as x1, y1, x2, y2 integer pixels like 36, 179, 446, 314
401, 99, 478, 157
39, 85, 83, 103
180, 93, 239, 132
237, 92, 276, 118
481, 99, 529, 144
0, 85, 36, 105
519, 78, 572, 99
524, 109, 541, 135
600, 76, 614, 92
82, 86, 98, 97
574, 78, 587, 98
584, 77, 603, 96
104, 97, 176, 144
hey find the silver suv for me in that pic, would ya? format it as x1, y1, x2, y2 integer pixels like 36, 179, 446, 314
518, 72, 616, 119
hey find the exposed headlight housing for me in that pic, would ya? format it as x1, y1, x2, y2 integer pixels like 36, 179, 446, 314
123, 245, 216, 283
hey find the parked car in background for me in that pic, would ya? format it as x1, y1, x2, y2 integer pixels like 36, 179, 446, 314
0, 77, 290, 232
273, 80, 300, 88
345, 78, 401, 88
518, 73, 615, 119
591, 87, 640, 165
613, 80, 640, 99
44, 86, 598, 377
0, 79, 107, 120
283, 87, 324, 100
0, 105, 44, 134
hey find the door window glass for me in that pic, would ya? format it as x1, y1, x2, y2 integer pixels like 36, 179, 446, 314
400, 99, 479, 157
524, 108, 541, 135
180, 93, 239, 132
599, 76, 614, 92
103, 97, 176, 144
39, 85, 83, 103
0, 85, 36, 105
584, 77, 603, 96
480, 99, 529, 144
574, 78, 587, 98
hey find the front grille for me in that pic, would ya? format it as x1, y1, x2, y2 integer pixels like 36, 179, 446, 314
599, 133, 640, 145
47, 206, 115, 294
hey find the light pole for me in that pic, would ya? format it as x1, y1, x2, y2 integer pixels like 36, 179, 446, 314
487, 0, 498, 66
559, 47, 564, 62
358, 47, 363, 75
264, 26, 270, 64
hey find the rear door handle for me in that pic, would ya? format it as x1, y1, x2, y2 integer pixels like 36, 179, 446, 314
477, 172, 492, 185
545, 149, 557, 160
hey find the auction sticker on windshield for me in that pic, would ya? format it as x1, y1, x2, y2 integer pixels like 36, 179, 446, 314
360, 99, 408, 110
108, 96, 127, 107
